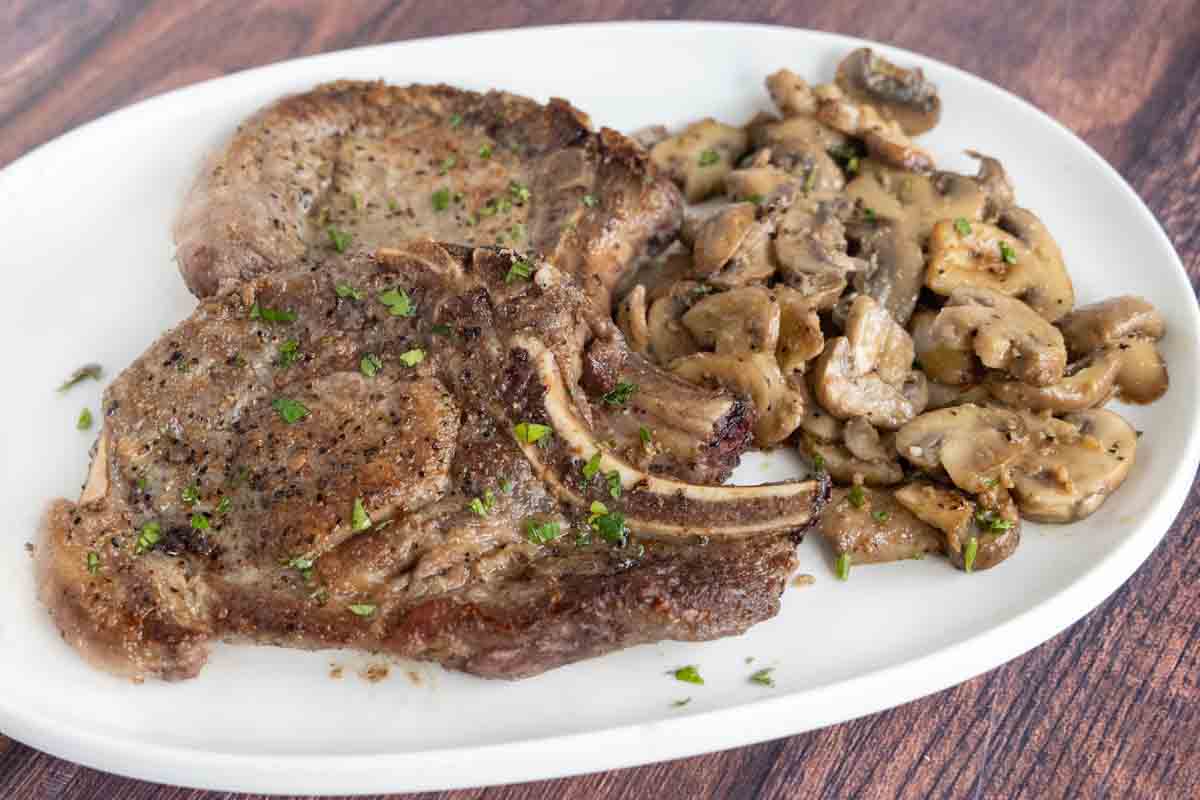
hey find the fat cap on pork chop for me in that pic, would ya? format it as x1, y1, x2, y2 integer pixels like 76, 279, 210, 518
39, 243, 827, 681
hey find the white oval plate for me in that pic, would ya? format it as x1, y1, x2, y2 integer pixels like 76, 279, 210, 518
1, 22, 1197, 795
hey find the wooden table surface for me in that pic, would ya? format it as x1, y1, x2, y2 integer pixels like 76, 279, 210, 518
3, 2, 1199, 798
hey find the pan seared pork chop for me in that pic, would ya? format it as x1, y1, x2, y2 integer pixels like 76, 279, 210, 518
40, 243, 827, 681
174, 81, 682, 312
173, 80, 753, 483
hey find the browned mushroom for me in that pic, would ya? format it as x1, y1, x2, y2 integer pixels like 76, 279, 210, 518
650, 119, 749, 202
926, 209, 1074, 322
834, 48, 942, 135
1010, 408, 1138, 522
681, 287, 781, 354
818, 486, 943, 568
929, 287, 1067, 386
811, 295, 928, 428
894, 481, 1021, 571
895, 403, 1027, 493
672, 351, 805, 446
814, 84, 935, 173
1055, 296, 1168, 404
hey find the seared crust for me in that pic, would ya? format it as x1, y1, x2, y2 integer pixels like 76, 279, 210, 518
174, 81, 682, 310
40, 244, 823, 681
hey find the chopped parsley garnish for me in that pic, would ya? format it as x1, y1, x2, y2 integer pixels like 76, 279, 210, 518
582, 193, 598, 208
439, 155, 457, 174
181, 485, 200, 504
671, 697, 692, 708
191, 513, 209, 530
605, 470, 622, 500
698, 149, 720, 167
348, 604, 377, 617
431, 188, 451, 212
749, 668, 775, 687
500, 478, 514, 494
135, 521, 162, 555
285, 555, 315, 578
468, 490, 497, 517
953, 217, 972, 236
350, 193, 361, 210
828, 142, 864, 175
351, 497, 372, 532
387, 198, 399, 211
578, 451, 603, 484
673, 665, 704, 685
601, 381, 638, 405
479, 196, 513, 217
276, 339, 301, 368
509, 181, 530, 205
863, 207, 877, 222
588, 501, 628, 546
999, 240, 1018, 264
58, 363, 102, 393
509, 222, 526, 241
335, 282, 365, 301
478, 143, 493, 159
216, 496, 232, 515
360, 353, 383, 377
136, 476, 148, 492
76, 407, 93, 431
272, 397, 310, 424
513, 422, 551, 445
448, 113, 463, 128
639, 426, 653, 446
525, 520, 562, 545
378, 287, 415, 317
431, 323, 453, 337
326, 225, 352, 253
812, 453, 826, 475
250, 304, 297, 324
872, 510, 891, 523
835, 552, 851, 581
963, 536, 979, 573
399, 349, 425, 367
974, 508, 1015, 533
86, 552, 100, 575
747, 193, 765, 205
505, 259, 534, 284
804, 167, 818, 193
847, 485, 866, 508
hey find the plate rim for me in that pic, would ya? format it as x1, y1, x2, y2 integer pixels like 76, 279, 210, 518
2, 20, 1198, 794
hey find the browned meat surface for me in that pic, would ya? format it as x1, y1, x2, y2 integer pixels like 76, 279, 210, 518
174, 81, 683, 312
39, 243, 827, 682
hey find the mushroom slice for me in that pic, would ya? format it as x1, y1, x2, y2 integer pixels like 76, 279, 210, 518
774, 194, 863, 282
691, 203, 757, 277
646, 282, 702, 365
774, 286, 826, 372
925, 381, 992, 410
753, 113, 849, 155
911, 309, 979, 386
814, 84, 935, 173
628, 248, 696, 303
986, 351, 1120, 412
724, 165, 798, 204
1058, 295, 1165, 356
930, 287, 1067, 386
812, 295, 927, 429
672, 352, 805, 446
650, 119, 749, 203
893, 482, 1020, 571
1010, 408, 1137, 523
766, 68, 819, 117
708, 218, 776, 288
1102, 337, 1169, 404
818, 487, 943, 567
966, 150, 1015, 218
926, 211, 1073, 321
616, 285, 650, 355
847, 219, 927, 326
834, 48, 942, 135
843, 416, 891, 462
682, 287, 781, 354
845, 160, 988, 241
895, 403, 1027, 493
800, 434, 904, 487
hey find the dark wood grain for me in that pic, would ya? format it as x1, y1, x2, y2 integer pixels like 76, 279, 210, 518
3, 2, 1199, 798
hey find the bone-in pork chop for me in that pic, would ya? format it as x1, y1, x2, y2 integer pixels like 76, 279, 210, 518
174, 81, 682, 311
39, 243, 827, 681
